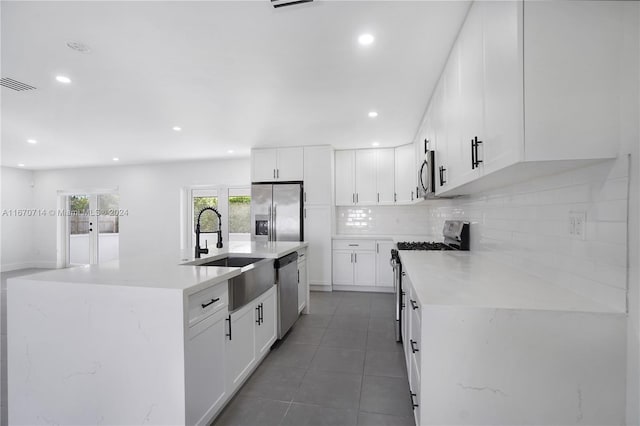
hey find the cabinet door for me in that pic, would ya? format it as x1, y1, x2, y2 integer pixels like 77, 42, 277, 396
376, 149, 395, 205
303, 146, 333, 205
186, 310, 227, 426
255, 287, 277, 359
298, 259, 308, 313
375, 241, 395, 288
432, 82, 449, 194
402, 277, 412, 372
277, 147, 304, 181
441, 44, 462, 193
225, 305, 256, 391
332, 250, 354, 286
353, 251, 376, 286
481, 0, 523, 175
457, 3, 484, 182
252, 149, 278, 182
394, 144, 416, 203
335, 150, 355, 206
354, 150, 377, 205
304, 206, 332, 288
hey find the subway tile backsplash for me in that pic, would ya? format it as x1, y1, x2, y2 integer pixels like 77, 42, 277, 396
336, 158, 629, 312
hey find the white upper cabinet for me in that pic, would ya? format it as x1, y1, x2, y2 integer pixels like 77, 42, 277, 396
334, 150, 356, 206
394, 144, 416, 204
354, 150, 377, 205
303, 146, 333, 205
335, 149, 396, 206
428, 0, 626, 196
376, 149, 395, 205
251, 147, 303, 182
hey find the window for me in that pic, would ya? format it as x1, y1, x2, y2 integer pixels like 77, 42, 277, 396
228, 188, 251, 241
192, 189, 219, 233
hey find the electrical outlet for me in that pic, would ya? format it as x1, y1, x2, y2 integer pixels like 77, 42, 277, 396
569, 211, 587, 240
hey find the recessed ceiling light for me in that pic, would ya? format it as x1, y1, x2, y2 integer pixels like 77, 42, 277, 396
27, 139, 37, 144
358, 33, 375, 46
372, 142, 380, 147
112, 157, 119, 162
172, 126, 182, 132
55, 75, 71, 84
228, 150, 234, 154
368, 111, 378, 118
17, 163, 25, 167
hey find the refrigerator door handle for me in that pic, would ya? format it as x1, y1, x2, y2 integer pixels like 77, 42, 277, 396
273, 204, 277, 241
268, 205, 273, 242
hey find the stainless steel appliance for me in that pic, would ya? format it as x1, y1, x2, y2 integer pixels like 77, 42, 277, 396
417, 138, 436, 199
251, 183, 303, 242
392, 220, 470, 342
274, 251, 299, 338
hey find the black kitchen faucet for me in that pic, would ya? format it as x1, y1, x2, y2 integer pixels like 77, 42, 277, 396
195, 207, 223, 258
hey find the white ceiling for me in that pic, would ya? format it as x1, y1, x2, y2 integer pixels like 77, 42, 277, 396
1, 0, 470, 170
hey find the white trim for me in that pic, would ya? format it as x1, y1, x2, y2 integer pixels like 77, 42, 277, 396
309, 285, 333, 292
332, 285, 393, 293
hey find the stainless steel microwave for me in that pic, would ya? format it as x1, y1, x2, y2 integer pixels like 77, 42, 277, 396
417, 139, 436, 199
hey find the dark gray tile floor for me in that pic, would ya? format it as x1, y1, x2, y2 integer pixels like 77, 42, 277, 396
213, 291, 414, 426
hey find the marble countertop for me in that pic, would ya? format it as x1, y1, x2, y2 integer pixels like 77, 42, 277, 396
399, 251, 620, 314
9, 241, 308, 296
333, 234, 436, 242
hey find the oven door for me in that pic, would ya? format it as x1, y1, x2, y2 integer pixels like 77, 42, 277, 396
391, 252, 402, 342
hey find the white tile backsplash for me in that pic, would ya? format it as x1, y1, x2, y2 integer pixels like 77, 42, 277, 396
336, 158, 629, 311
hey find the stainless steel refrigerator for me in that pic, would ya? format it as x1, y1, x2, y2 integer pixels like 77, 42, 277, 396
251, 183, 303, 242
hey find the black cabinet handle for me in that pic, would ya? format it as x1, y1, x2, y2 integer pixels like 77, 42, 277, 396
201, 297, 220, 308
474, 136, 483, 168
410, 339, 419, 353
256, 305, 261, 324
226, 315, 232, 340
471, 138, 476, 169
424, 138, 428, 154
439, 166, 447, 186
410, 391, 419, 409
410, 299, 419, 310
259, 303, 264, 324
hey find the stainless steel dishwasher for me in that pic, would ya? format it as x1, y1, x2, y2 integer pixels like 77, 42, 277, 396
274, 251, 299, 338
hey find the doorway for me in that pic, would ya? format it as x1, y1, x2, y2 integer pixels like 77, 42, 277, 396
65, 193, 120, 266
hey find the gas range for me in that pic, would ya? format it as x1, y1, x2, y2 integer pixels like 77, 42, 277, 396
396, 241, 454, 251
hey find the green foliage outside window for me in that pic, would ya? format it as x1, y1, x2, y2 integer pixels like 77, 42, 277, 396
229, 196, 251, 234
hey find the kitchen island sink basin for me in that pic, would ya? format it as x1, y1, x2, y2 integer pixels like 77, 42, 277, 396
200, 257, 265, 268
200, 257, 275, 311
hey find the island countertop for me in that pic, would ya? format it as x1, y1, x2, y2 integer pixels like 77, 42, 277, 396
10, 240, 308, 296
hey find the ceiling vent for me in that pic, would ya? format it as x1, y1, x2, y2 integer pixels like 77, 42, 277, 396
1, 78, 36, 91
271, 0, 313, 9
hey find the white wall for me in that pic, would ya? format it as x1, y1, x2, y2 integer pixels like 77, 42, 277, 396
0, 167, 35, 271
31, 158, 250, 265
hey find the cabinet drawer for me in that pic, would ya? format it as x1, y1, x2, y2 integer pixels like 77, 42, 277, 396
410, 308, 422, 375
410, 354, 421, 426
188, 283, 228, 326
332, 239, 376, 251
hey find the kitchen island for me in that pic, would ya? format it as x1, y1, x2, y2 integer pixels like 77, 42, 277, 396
7, 241, 308, 426
399, 250, 626, 426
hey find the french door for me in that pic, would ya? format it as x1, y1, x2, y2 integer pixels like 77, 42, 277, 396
67, 193, 120, 266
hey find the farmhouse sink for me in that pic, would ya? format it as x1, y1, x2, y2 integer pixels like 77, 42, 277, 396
200, 257, 266, 268
200, 257, 275, 311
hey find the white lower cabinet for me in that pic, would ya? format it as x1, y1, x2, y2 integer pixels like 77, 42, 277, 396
332, 239, 394, 291
188, 285, 277, 426
297, 250, 308, 313
225, 303, 256, 390
185, 309, 228, 426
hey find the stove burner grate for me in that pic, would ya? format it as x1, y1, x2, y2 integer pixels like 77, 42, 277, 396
396, 241, 454, 251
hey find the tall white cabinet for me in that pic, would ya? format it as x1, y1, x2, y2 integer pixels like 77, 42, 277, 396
335, 148, 397, 206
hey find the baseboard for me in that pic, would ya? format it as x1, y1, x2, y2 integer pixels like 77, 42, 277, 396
332, 285, 394, 293
310, 285, 332, 292
1, 261, 57, 273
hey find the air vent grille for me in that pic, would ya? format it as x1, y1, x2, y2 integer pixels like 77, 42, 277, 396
1, 78, 36, 91
271, 0, 313, 8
